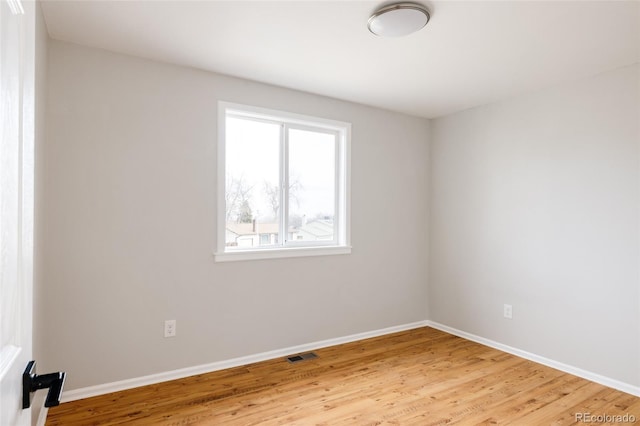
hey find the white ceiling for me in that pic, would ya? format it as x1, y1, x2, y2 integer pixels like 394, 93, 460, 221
41, 1, 639, 119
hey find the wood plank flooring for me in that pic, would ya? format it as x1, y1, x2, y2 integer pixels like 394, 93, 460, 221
46, 327, 640, 425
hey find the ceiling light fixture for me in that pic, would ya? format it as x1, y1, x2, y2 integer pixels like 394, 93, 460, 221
368, 3, 430, 37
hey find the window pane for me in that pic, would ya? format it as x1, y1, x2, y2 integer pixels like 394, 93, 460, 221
287, 128, 336, 243
225, 117, 280, 248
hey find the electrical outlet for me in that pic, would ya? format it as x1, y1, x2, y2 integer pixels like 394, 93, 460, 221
503, 304, 513, 319
164, 319, 176, 338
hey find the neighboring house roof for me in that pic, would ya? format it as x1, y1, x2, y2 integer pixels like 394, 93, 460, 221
226, 222, 280, 236
298, 220, 333, 238
227, 221, 332, 237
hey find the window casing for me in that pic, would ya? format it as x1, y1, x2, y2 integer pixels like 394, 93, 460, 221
216, 102, 351, 262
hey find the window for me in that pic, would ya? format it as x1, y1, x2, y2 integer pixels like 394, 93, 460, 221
216, 102, 351, 261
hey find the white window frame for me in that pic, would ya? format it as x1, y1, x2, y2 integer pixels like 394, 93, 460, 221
215, 101, 351, 262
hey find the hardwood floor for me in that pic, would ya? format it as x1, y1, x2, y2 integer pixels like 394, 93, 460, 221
47, 327, 640, 425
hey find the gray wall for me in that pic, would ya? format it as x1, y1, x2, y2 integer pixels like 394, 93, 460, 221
39, 41, 430, 390
429, 64, 640, 386
37, 39, 639, 393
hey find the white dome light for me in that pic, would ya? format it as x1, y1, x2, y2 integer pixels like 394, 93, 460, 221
368, 3, 430, 37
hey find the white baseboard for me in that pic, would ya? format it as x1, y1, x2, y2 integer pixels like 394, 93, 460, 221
425, 320, 640, 397
61, 320, 429, 403
60, 319, 639, 404
32, 391, 48, 426
36, 406, 48, 426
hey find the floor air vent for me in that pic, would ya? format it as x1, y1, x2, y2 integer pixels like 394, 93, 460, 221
286, 352, 318, 363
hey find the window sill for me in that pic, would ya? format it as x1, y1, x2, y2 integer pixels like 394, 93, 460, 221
214, 245, 352, 262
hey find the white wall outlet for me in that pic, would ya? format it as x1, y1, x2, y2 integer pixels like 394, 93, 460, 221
164, 319, 176, 337
503, 304, 513, 319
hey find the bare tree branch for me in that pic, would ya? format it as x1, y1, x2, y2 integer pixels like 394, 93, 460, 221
226, 174, 254, 222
